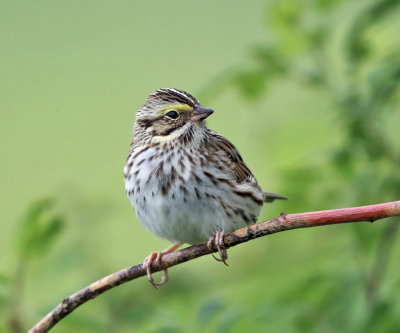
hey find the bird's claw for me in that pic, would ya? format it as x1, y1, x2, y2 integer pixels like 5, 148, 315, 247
207, 230, 229, 266
143, 252, 168, 288
143, 242, 183, 288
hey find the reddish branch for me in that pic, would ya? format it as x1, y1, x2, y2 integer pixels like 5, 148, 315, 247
28, 200, 400, 333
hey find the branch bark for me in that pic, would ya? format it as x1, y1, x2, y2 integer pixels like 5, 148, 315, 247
28, 200, 400, 333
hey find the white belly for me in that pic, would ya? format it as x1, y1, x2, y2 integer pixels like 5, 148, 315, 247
124, 146, 262, 244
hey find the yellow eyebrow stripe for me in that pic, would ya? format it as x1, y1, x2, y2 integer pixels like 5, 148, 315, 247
161, 103, 193, 115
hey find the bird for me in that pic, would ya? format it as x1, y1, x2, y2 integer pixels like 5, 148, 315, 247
124, 88, 286, 287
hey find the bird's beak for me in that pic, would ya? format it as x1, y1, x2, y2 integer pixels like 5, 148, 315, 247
191, 105, 214, 122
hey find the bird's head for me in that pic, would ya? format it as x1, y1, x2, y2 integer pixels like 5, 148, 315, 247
133, 88, 214, 145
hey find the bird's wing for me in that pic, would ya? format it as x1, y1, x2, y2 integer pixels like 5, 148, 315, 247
206, 130, 255, 183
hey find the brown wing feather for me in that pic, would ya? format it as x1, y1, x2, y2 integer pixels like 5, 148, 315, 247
207, 130, 254, 183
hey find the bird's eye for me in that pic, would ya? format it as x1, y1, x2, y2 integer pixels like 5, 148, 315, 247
165, 110, 180, 119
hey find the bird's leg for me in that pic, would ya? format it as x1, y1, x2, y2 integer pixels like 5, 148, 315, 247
207, 230, 229, 266
143, 242, 184, 288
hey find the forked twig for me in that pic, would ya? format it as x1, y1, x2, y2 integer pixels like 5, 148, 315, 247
29, 200, 400, 333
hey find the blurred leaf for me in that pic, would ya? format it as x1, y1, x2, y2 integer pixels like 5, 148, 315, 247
215, 306, 241, 333
234, 71, 268, 98
368, 53, 400, 108
269, 0, 304, 29
0, 291, 8, 313
350, 222, 378, 254
345, 0, 400, 65
152, 326, 181, 333
281, 166, 326, 209
0, 274, 10, 313
306, 26, 327, 51
251, 46, 287, 73
0, 274, 11, 286
195, 297, 225, 326
15, 199, 65, 260
381, 173, 400, 196
105, 292, 156, 327
316, 0, 345, 10
364, 301, 400, 333
332, 147, 357, 178
228, 45, 289, 99
149, 311, 180, 333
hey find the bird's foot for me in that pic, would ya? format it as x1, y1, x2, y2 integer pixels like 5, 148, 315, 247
143, 252, 168, 288
207, 230, 229, 266
143, 242, 183, 288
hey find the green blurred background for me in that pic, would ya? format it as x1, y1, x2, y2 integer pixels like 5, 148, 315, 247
1, 0, 400, 332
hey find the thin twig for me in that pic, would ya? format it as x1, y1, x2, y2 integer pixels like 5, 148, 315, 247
28, 200, 400, 333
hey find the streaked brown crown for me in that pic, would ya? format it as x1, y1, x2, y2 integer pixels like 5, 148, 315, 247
146, 88, 199, 107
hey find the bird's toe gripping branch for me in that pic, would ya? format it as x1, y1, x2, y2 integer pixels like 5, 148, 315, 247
143, 242, 184, 288
207, 230, 229, 266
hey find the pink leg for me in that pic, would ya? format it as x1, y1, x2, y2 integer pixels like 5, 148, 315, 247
143, 242, 184, 288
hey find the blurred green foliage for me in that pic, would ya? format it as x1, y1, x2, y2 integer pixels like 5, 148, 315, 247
1, 200, 64, 333
1, 0, 400, 332
15, 200, 64, 261
202, 0, 400, 331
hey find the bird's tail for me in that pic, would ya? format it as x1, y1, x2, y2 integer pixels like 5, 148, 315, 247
262, 191, 289, 203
